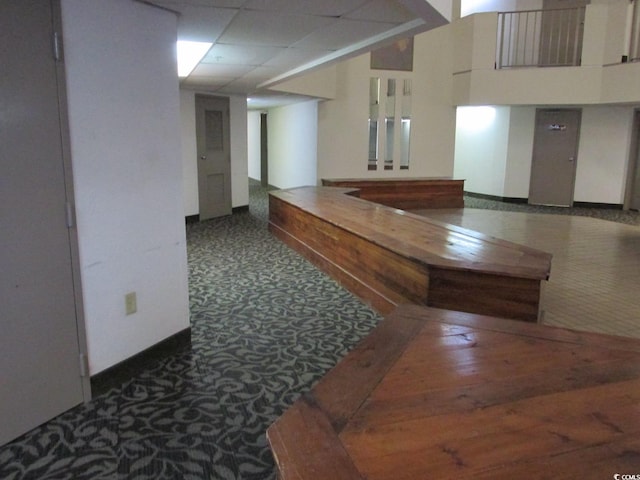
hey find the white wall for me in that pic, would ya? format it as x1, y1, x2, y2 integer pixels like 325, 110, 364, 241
247, 111, 262, 181
455, 105, 635, 204
503, 107, 535, 198
316, 25, 456, 181
180, 89, 249, 215
230, 96, 250, 207
460, 0, 542, 17
181, 89, 199, 216
267, 100, 319, 189
61, 0, 189, 374
575, 106, 634, 204
454, 106, 510, 196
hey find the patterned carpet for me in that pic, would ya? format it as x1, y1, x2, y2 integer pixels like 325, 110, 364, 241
0, 181, 381, 480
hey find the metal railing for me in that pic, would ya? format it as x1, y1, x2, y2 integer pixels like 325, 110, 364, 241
497, 7, 585, 69
630, 0, 640, 62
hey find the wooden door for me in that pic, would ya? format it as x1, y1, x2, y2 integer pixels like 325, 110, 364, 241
0, 0, 88, 446
529, 109, 581, 207
196, 95, 232, 220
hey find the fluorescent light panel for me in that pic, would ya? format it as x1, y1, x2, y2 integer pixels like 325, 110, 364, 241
177, 40, 212, 78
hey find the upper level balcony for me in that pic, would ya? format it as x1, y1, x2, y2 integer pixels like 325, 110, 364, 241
452, 1, 640, 106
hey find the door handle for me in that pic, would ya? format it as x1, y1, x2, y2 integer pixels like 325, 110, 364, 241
200, 155, 206, 160
568, 157, 575, 162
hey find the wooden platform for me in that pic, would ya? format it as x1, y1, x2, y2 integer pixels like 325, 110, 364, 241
321, 177, 464, 209
267, 305, 640, 479
269, 186, 551, 322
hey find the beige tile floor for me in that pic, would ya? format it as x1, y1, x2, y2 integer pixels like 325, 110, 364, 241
419, 208, 640, 339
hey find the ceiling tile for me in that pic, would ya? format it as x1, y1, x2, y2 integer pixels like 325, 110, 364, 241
263, 47, 334, 68
151, 0, 247, 7
344, 0, 416, 23
243, 0, 370, 17
175, 5, 238, 42
201, 44, 285, 65
216, 10, 335, 46
293, 18, 399, 50
239, 65, 281, 80
190, 62, 255, 76
181, 76, 232, 89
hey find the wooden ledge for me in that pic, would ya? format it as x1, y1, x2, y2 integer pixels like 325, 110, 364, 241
269, 186, 551, 321
321, 177, 465, 209
267, 305, 640, 479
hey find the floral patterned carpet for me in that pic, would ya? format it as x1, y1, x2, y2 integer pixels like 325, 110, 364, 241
0, 181, 381, 479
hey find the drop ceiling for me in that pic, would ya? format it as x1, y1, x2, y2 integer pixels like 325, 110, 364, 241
145, 0, 448, 107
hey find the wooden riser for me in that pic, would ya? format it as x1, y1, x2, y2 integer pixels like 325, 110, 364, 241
269, 187, 550, 322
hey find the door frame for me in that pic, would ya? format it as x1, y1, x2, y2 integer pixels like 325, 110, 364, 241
529, 108, 581, 207
624, 109, 640, 210
50, 2, 91, 402
53, 0, 91, 401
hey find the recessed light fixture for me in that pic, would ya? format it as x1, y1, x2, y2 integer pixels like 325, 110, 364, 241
177, 40, 212, 78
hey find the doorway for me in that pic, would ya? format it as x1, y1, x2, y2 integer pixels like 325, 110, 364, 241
196, 95, 232, 220
627, 110, 640, 211
529, 108, 581, 206
0, 0, 88, 445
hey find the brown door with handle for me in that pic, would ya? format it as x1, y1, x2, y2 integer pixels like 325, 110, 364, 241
529, 108, 581, 207
196, 95, 232, 220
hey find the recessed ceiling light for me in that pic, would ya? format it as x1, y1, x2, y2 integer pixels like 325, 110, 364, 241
177, 40, 212, 78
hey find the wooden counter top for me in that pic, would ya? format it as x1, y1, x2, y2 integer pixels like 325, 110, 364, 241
272, 186, 549, 280
267, 305, 640, 479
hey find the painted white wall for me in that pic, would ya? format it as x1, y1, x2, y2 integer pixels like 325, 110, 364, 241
179, 89, 250, 215
575, 106, 634, 204
267, 100, 318, 189
460, 0, 542, 17
456, 105, 635, 204
181, 89, 199, 216
316, 25, 456, 181
61, 0, 189, 374
504, 107, 535, 198
248, 111, 262, 181
454, 106, 510, 196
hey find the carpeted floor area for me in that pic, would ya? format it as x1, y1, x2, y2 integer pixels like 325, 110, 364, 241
0, 182, 381, 480
1, 182, 638, 479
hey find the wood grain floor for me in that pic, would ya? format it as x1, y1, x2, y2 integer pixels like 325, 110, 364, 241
268, 305, 640, 479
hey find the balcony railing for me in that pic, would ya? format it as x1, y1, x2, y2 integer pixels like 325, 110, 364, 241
497, 7, 586, 69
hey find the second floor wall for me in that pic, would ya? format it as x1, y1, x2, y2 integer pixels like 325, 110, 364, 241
454, 1, 640, 106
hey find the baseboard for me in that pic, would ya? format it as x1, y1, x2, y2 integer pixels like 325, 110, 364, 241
572, 201, 623, 210
464, 191, 528, 204
464, 192, 624, 210
90, 327, 192, 398
186, 206, 249, 224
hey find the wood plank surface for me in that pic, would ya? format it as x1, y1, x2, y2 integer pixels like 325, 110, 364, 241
321, 177, 465, 209
269, 186, 551, 321
267, 305, 640, 479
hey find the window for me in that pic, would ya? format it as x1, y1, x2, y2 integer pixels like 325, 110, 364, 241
368, 77, 380, 170
368, 77, 412, 171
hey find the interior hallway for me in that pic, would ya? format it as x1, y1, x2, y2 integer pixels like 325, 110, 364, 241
421, 201, 640, 339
